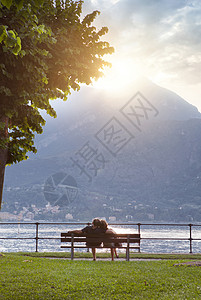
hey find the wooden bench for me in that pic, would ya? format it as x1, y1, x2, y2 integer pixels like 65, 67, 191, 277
61, 232, 140, 261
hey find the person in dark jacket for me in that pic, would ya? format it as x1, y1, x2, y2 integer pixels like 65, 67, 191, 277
68, 218, 103, 260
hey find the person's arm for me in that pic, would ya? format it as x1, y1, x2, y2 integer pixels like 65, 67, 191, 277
67, 230, 82, 234
106, 228, 116, 234
68, 225, 90, 235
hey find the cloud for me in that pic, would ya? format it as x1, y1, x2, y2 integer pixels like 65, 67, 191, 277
83, 0, 201, 87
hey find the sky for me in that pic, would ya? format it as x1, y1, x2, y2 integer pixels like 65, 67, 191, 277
81, 0, 201, 112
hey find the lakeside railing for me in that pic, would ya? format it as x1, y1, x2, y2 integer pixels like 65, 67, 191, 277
1, 222, 201, 253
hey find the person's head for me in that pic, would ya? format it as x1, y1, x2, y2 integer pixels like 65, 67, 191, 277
92, 218, 101, 228
100, 219, 108, 230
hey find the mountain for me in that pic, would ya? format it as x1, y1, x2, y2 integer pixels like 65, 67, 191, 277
2, 79, 201, 222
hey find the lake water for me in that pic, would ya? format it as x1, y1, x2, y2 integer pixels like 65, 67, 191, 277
1, 223, 201, 254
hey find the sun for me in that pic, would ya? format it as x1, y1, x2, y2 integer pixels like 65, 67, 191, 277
93, 56, 145, 94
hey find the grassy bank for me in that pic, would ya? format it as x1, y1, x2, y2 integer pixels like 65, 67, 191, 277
13, 251, 201, 260
1, 253, 201, 299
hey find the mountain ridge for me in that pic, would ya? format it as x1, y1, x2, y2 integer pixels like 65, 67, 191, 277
2, 79, 201, 222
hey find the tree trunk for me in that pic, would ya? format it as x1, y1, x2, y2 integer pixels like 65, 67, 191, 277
0, 116, 8, 209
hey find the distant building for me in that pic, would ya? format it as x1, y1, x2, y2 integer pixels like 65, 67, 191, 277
109, 216, 116, 222
65, 213, 73, 220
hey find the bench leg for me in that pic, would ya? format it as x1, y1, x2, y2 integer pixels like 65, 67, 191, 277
71, 235, 74, 260
126, 246, 130, 261
126, 236, 130, 261
71, 247, 74, 260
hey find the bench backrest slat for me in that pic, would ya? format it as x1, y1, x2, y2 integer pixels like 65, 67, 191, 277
61, 233, 140, 238
61, 233, 140, 244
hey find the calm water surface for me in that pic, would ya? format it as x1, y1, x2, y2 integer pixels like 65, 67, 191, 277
1, 223, 201, 253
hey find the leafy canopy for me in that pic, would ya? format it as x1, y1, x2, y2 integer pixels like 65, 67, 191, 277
0, 0, 44, 54
0, 0, 114, 164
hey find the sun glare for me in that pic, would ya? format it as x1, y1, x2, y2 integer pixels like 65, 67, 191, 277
93, 58, 144, 93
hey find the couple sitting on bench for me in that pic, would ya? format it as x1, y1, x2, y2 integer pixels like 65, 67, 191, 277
67, 218, 120, 261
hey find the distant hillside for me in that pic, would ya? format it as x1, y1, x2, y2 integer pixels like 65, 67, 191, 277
2, 79, 201, 222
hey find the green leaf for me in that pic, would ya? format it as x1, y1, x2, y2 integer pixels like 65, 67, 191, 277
6, 30, 17, 47
12, 41, 21, 55
0, 27, 6, 43
34, 0, 44, 7
19, 49, 26, 57
1, 0, 13, 9
14, 0, 24, 10
36, 24, 46, 34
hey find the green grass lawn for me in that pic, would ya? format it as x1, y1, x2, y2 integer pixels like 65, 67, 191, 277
15, 251, 201, 260
1, 253, 201, 299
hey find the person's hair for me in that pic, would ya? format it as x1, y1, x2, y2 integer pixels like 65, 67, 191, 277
100, 219, 108, 230
92, 218, 101, 227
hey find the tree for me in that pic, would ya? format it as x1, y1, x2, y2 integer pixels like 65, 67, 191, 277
0, 0, 114, 208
